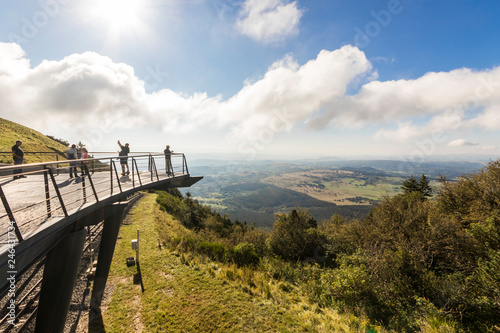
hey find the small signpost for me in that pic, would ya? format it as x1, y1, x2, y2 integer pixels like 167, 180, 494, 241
131, 229, 139, 265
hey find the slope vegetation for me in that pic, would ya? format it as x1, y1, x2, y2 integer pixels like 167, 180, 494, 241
0, 118, 69, 164
104, 159, 500, 332
103, 194, 374, 332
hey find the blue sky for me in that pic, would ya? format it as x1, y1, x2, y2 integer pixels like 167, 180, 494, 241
1, 0, 500, 161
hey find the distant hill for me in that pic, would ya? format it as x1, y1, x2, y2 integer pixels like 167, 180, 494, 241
196, 182, 371, 228
0, 118, 69, 164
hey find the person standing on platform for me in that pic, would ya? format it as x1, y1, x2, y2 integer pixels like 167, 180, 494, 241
12, 140, 26, 179
118, 140, 130, 176
80, 147, 89, 176
66, 144, 78, 178
164, 145, 173, 176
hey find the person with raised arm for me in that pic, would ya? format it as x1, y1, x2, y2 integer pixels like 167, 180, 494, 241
118, 140, 130, 176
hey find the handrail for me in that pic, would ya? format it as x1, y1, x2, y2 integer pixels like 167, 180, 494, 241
0, 153, 185, 171
0, 152, 191, 244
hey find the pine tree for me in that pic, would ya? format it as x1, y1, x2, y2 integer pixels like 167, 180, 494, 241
418, 174, 433, 197
401, 174, 432, 198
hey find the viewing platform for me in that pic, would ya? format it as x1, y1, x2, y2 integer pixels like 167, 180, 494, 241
0, 152, 201, 246
0, 152, 202, 331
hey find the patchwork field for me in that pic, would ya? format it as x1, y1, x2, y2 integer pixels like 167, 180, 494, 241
261, 169, 403, 206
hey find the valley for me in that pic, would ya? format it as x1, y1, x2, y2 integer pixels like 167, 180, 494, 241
184, 159, 484, 227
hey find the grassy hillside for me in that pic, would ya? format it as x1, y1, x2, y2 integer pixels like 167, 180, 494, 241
0, 118, 69, 164
102, 193, 377, 332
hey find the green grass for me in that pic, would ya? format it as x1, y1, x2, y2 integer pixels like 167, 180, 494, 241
103, 193, 383, 332
0, 118, 69, 163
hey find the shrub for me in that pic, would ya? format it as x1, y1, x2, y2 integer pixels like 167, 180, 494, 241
268, 208, 319, 261
197, 241, 226, 261
242, 228, 269, 258
230, 242, 260, 267
177, 236, 198, 252
156, 191, 186, 220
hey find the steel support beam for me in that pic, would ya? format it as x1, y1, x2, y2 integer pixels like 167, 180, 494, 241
89, 206, 125, 314
35, 227, 87, 333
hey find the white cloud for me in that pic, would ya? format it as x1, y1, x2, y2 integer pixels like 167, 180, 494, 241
448, 139, 478, 147
2, 41, 500, 155
0, 48, 147, 133
221, 46, 373, 141
236, 0, 303, 43
0, 43, 30, 77
307, 66, 500, 146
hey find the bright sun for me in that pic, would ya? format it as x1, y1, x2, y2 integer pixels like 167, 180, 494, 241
88, 0, 142, 29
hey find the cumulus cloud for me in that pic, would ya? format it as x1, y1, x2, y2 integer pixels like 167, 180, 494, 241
223, 46, 373, 141
236, 0, 303, 43
2, 41, 500, 153
307, 66, 500, 144
0, 43, 147, 133
448, 139, 478, 147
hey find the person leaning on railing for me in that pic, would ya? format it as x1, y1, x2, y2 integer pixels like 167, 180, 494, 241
12, 139, 26, 179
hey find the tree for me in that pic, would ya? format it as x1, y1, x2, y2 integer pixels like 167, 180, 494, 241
267, 208, 319, 261
401, 174, 432, 198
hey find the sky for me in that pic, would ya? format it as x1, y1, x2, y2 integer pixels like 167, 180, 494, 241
1, 0, 500, 161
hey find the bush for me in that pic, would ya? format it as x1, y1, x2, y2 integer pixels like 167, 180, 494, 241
156, 191, 186, 220
177, 236, 197, 252
230, 242, 260, 267
267, 208, 319, 261
197, 241, 226, 262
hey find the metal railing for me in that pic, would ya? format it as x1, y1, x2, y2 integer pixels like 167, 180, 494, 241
0, 153, 190, 245
0, 152, 66, 175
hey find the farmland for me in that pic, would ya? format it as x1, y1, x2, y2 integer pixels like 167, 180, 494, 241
183, 159, 484, 228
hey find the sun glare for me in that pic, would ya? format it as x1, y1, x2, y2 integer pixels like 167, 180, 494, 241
88, 0, 142, 29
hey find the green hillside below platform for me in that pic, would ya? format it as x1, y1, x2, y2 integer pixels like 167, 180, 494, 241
102, 193, 378, 332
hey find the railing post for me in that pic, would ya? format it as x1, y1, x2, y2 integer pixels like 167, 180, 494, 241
111, 160, 123, 193
149, 155, 152, 181
151, 156, 159, 182
47, 168, 68, 217
0, 185, 23, 242
133, 159, 142, 187
84, 164, 99, 202
183, 154, 189, 175
82, 172, 87, 204
132, 158, 135, 188
110, 158, 113, 196
43, 168, 52, 218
